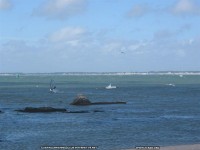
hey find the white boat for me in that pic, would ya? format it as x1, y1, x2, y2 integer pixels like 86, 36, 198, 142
105, 84, 117, 89
167, 83, 175, 87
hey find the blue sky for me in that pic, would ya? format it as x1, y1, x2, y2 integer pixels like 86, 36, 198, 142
0, 0, 200, 73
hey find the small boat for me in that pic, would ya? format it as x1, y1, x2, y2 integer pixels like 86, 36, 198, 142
50, 79, 57, 93
105, 84, 117, 89
166, 83, 175, 87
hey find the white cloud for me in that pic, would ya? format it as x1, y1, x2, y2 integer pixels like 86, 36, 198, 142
34, 0, 87, 20
171, 0, 200, 16
49, 27, 86, 42
127, 1, 200, 18
102, 42, 121, 52
0, 0, 12, 10
1, 26, 200, 72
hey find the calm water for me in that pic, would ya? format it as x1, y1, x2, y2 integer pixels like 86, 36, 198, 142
0, 75, 200, 150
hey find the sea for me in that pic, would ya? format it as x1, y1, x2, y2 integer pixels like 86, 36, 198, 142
0, 73, 200, 150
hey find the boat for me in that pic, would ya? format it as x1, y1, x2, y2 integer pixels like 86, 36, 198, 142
105, 84, 117, 89
166, 83, 175, 87
50, 79, 57, 93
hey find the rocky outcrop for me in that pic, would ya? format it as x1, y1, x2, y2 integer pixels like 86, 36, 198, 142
93, 110, 104, 112
71, 95, 126, 106
15, 106, 105, 114
68, 110, 89, 113
70, 95, 92, 105
92, 101, 126, 105
15, 107, 67, 113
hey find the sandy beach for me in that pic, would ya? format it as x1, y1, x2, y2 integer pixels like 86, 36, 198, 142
125, 144, 200, 150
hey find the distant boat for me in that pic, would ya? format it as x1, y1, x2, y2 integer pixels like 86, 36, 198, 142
105, 84, 117, 89
16, 74, 20, 78
50, 79, 57, 93
167, 83, 175, 87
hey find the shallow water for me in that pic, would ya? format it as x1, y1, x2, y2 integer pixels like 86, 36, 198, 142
0, 75, 200, 150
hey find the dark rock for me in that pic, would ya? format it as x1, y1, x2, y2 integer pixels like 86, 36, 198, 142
68, 110, 89, 113
93, 110, 104, 112
70, 95, 91, 105
71, 95, 126, 106
15, 107, 67, 113
0, 110, 2, 113
91, 101, 126, 105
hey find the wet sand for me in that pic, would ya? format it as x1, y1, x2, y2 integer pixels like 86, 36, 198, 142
161, 144, 200, 150
125, 144, 200, 150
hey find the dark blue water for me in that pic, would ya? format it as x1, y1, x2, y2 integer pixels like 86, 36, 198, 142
0, 75, 200, 150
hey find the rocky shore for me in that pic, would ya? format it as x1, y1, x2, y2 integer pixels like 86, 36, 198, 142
15, 107, 67, 113
15, 107, 104, 113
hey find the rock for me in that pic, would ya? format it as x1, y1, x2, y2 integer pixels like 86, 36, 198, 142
92, 101, 126, 105
15, 107, 67, 113
71, 95, 126, 106
70, 95, 91, 106
93, 110, 104, 112
68, 110, 89, 113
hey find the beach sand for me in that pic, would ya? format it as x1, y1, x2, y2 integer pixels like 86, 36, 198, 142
125, 144, 200, 150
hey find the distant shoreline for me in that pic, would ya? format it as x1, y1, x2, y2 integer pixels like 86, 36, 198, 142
1, 71, 200, 76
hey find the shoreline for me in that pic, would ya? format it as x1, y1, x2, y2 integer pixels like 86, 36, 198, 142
1, 71, 200, 76
125, 144, 200, 150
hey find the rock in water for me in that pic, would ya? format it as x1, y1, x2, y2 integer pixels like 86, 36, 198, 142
70, 95, 91, 105
68, 110, 89, 113
71, 95, 126, 106
15, 107, 67, 113
92, 101, 126, 105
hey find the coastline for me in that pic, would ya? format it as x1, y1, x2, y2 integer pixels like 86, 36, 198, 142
1, 71, 200, 76
125, 144, 200, 150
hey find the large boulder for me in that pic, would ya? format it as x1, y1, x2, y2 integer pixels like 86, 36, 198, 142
70, 95, 91, 105
15, 107, 67, 113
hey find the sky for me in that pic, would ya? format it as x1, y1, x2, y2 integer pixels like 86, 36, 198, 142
0, 0, 200, 73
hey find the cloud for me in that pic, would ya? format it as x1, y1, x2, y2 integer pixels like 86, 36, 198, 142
126, 0, 200, 18
1, 35, 200, 72
171, 0, 200, 16
49, 27, 86, 42
34, 0, 87, 20
127, 4, 150, 18
153, 24, 192, 40
0, 0, 12, 10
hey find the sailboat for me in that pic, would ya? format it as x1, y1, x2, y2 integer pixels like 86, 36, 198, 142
105, 83, 117, 89
50, 79, 57, 93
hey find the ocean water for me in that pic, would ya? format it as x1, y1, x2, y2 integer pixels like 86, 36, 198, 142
0, 75, 200, 150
